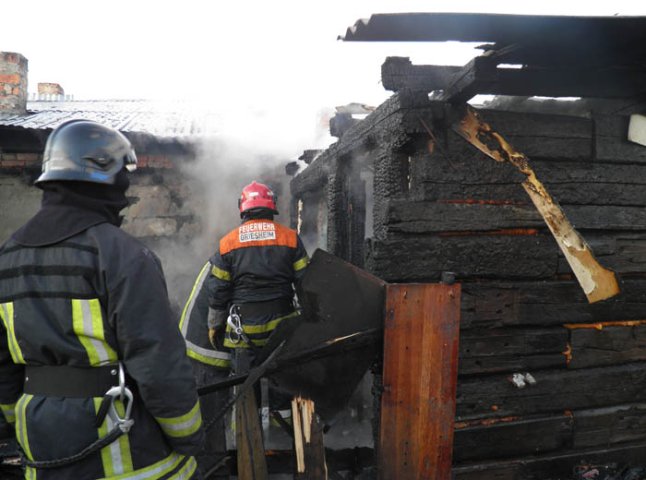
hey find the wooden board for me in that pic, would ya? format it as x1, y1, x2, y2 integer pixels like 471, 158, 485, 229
379, 283, 461, 480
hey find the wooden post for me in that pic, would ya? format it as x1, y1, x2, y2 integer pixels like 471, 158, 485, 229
235, 389, 268, 480
292, 396, 328, 479
379, 283, 461, 480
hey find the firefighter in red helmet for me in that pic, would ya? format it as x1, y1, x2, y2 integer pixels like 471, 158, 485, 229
207, 180, 308, 396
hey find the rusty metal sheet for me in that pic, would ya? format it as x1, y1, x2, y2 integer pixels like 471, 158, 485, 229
452, 105, 620, 303
260, 249, 386, 420
379, 283, 461, 480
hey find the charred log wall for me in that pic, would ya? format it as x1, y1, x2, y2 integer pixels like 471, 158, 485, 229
292, 90, 646, 478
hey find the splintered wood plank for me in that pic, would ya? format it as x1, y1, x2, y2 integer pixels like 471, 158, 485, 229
379, 283, 461, 480
292, 397, 327, 480
452, 105, 619, 303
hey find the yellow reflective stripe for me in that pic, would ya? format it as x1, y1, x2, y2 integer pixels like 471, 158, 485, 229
170, 456, 197, 480
0, 402, 16, 424
155, 400, 202, 438
25, 462, 37, 480
179, 262, 210, 332
16, 394, 34, 461
186, 348, 231, 368
97, 452, 191, 480
94, 398, 134, 476
293, 256, 309, 272
211, 265, 231, 282
0, 302, 25, 364
240, 311, 298, 334
72, 299, 118, 366
223, 311, 298, 348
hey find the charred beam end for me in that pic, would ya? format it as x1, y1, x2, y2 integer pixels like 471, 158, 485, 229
381, 56, 461, 93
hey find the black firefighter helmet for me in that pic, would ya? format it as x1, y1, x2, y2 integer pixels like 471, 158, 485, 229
35, 119, 137, 186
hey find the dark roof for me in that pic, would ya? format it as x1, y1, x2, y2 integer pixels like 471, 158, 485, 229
0, 98, 220, 137
341, 13, 646, 101
340, 13, 646, 67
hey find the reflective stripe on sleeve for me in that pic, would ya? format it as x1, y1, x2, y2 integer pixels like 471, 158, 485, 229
179, 262, 210, 334
211, 265, 231, 282
293, 256, 309, 272
72, 298, 118, 366
0, 402, 16, 424
94, 397, 133, 477
155, 400, 202, 438
16, 394, 34, 460
0, 302, 25, 364
96, 452, 195, 480
186, 342, 231, 368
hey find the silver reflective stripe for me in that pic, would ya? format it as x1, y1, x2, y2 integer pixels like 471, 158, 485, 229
155, 401, 202, 438
105, 408, 126, 475
186, 341, 231, 361
97, 452, 193, 480
72, 299, 117, 366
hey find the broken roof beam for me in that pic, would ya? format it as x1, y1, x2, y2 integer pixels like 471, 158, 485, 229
383, 57, 646, 100
345, 13, 646, 69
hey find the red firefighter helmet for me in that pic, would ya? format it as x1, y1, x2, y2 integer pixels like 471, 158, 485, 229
238, 181, 278, 214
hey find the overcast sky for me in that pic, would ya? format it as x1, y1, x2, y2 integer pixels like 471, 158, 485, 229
2, 0, 645, 155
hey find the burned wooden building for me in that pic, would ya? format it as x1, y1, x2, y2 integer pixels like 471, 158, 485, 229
290, 13, 646, 479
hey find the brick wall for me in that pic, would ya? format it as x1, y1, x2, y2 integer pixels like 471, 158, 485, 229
0, 52, 27, 115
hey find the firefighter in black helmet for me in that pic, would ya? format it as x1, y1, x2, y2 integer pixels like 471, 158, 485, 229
0, 120, 204, 479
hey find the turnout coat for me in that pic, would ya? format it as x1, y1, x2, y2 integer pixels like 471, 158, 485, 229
0, 222, 203, 480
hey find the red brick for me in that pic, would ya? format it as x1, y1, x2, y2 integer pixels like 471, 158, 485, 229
149, 155, 173, 169
17, 153, 41, 165
1, 158, 26, 168
0, 74, 20, 84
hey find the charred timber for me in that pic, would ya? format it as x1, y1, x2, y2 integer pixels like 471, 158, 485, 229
453, 439, 646, 480
460, 279, 646, 329
456, 362, 646, 419
382, 56, 646, 100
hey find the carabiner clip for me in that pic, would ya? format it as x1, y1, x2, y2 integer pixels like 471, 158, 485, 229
226, 305, 243, 345
105, 363, 134, 433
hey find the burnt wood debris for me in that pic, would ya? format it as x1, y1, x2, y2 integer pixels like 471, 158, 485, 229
288, 12, 646, 480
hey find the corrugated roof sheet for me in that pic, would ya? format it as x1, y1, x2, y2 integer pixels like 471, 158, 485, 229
0, 98, 221, 137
